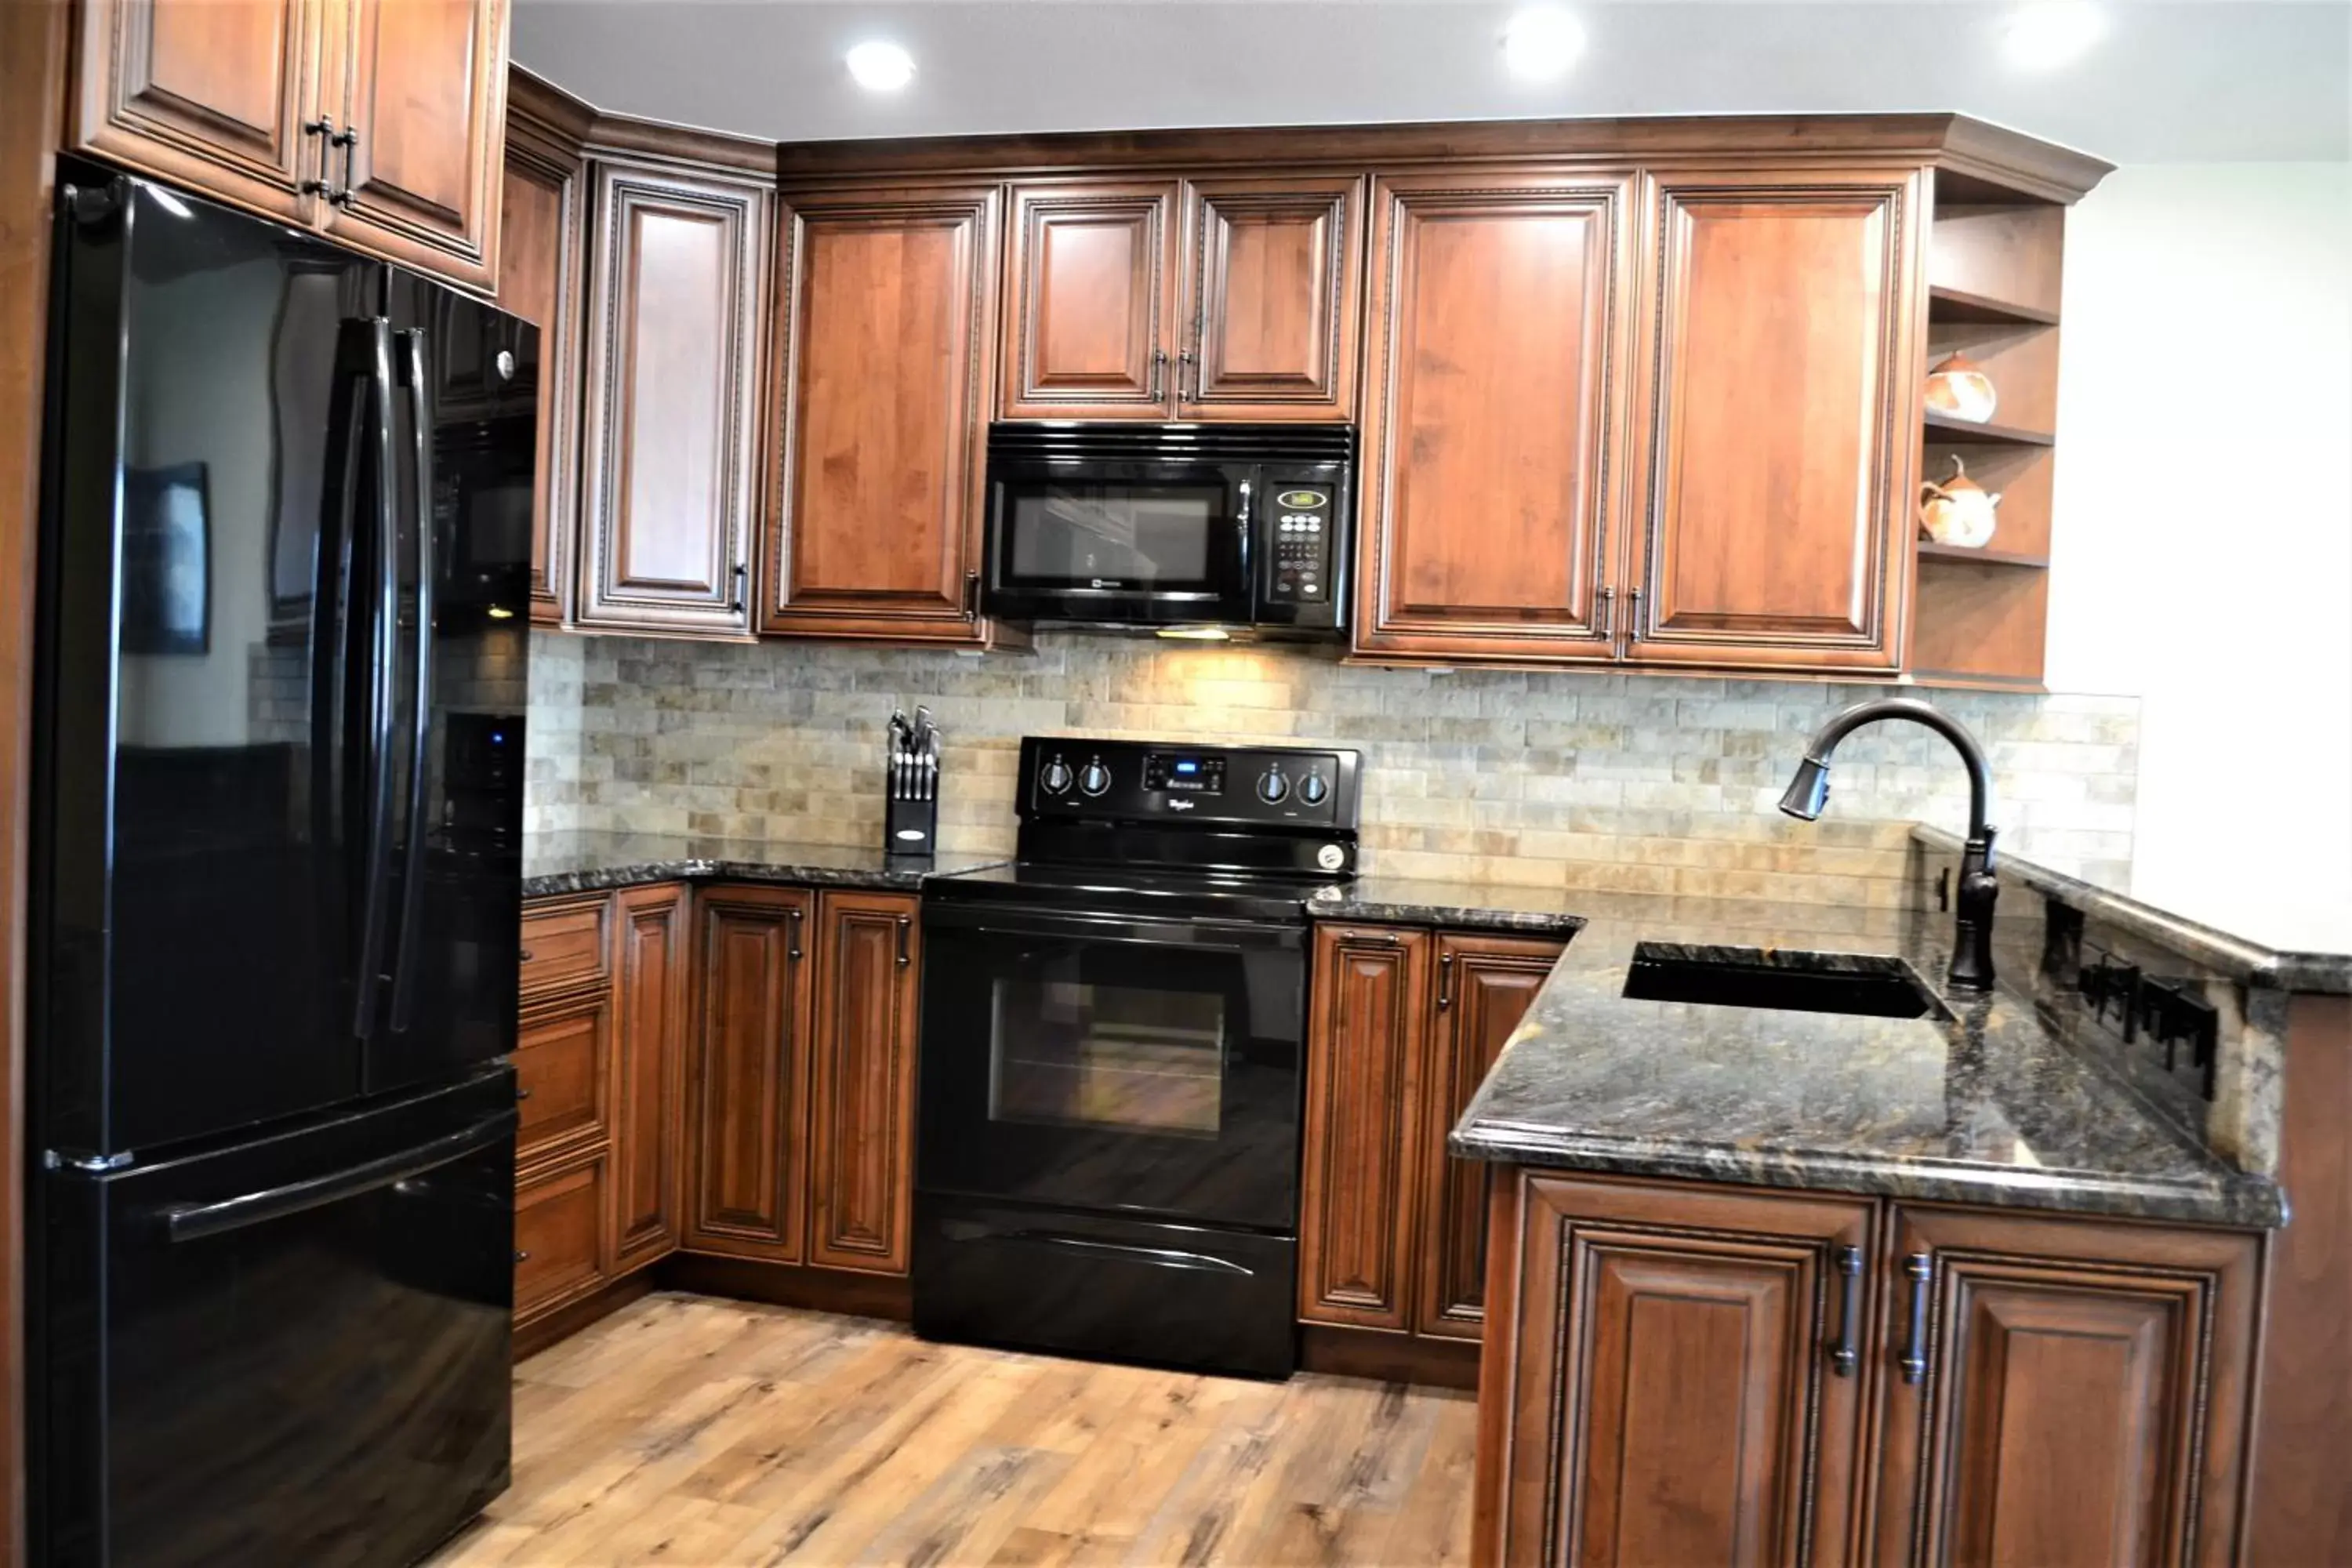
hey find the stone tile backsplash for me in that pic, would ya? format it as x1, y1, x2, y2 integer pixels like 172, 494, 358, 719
526, 631, 2139, 904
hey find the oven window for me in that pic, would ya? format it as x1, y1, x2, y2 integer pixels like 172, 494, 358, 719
1003, 485, 1225, 588
989, 977, 1225, 1137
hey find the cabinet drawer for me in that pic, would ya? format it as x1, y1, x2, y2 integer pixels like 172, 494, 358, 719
514, 1004, 610, 1163
514, 1156, 608, 1319
521, 898, 608, 996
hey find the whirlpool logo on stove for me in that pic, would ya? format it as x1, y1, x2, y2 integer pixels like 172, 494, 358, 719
1167, 798, 1196, 811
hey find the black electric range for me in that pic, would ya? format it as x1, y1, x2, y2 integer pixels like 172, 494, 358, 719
913, 736, 1362, 1378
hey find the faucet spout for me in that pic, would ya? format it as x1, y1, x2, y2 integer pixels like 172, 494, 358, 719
1777, 698, 2000, 992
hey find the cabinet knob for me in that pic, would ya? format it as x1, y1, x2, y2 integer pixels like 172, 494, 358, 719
517, 949, 535, 963
515, 1087, 533, 1102
514, 1248, 530, 1264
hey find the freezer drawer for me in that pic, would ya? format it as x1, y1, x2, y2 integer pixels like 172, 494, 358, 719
35, 1067, 517, 1568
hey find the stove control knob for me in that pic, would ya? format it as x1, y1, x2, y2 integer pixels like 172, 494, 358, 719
1256, 769, 1290, 804
1040, 757, 1074, 795
1078, 758, 1112, 797
1298, 771, 1330, 806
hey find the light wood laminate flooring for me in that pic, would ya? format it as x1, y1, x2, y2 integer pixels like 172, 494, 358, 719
426, 1292, 1479, 1566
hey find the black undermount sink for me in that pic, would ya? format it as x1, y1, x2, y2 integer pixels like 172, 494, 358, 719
1621, 943, 1949, 1021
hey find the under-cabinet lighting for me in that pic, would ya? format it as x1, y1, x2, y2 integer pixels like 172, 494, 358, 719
2003, 1, 2105, 69
846, 40, 916, 92
1501, 6, 1584, 82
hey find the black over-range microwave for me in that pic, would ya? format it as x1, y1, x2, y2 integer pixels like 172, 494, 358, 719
980, 423, 1354, 637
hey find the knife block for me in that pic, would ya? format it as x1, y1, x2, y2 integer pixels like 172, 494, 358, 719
885, 791, 937, 861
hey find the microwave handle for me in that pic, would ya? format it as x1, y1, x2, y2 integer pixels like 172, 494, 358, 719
1236, 478, 1253, 586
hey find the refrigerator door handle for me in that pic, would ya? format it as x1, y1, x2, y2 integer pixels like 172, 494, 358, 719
314, 319, 376, 925
158, 1112, 515, 1244
350, 317, 401, 1043
387, 327, 437, 1034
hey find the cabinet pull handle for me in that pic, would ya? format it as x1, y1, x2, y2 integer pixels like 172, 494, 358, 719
1623, 586, 1642, 648
1900, 1251, 1933, 1385
963, 569, 980, 619
730, 563, 747, 614
1149, 348, 1167, 403
787, 906, 804, 962
328, 126, 359, 208
896, 915, 912, 967
302, 117, 339, 198
1178, 346, 1196, 401
1356, 930, 1399, 946
1595, 585, 1615, 643
1437, 953, 1455, 1009
1830, 1244, 1862, 1377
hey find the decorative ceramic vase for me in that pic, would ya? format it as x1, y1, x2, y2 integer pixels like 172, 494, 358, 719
1925, 353, 1998, 423
1919, 456, 2002, 548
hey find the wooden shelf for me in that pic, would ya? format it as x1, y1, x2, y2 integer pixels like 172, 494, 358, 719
1927, 285, 2060, 327
1917, 542, 2049, 568
1923, 410, 2056, 446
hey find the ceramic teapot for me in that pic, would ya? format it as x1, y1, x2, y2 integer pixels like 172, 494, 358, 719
1919, 456, 2001, 547
1925, 353, 1998, 423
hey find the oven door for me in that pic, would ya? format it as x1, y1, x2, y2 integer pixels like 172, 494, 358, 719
982, 459, 1253, 626
917, 902, 1302, 1231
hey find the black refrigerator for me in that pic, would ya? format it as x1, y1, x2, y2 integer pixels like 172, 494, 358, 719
28, 156, 534, 1567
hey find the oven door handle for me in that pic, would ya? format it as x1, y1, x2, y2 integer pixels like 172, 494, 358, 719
920, 902, 1305, 953
942, 1220, 1258, 1279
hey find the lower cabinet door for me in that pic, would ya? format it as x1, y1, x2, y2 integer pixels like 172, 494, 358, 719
610, 884, 688, 1273
1871, 1206, 2262, 1568
513, 993, 610, 1168
1414, 934, 1564, 1341
806, 891, 920, 1273
515, 1150, 611, 1323
1483, 1173, 1875, 1567
684, 885, 813, 1261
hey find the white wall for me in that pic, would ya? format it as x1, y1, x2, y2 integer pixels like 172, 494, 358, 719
2046, 162, 2352, 952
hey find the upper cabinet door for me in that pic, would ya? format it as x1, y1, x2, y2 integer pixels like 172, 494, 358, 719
1872, 1206, 2260, 1568
1177, 175, 1363, 420
1353, 171, 1635, 665
318, 0, 506, 291
1625, 169, 1922, 670
71, 0, 321, 223
575, 162, 769, 638
1000, 180, 1178, 419
498, 125, 584, 625
764, 185, 999, 642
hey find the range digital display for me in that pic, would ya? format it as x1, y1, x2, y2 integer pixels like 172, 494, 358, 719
1143, 753, 1227, 794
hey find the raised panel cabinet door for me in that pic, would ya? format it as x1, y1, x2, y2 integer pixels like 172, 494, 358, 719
71, 0, 319, 223
807, 891, 920, 1273
1479, 1173, 1875, 1568
513, 993, 610, 1169
316, 0, 506, 290
1178, 174, 1363, 420
1299, 924, 1431, 1330
764, 185, 998, 641
610, 884, 688, 1274
1414, 934, 1564, 1341
1355, 171, 1636, 665
1000, 180, 1178, 418
514, 1149, 611, 1324
1625, 169, 1922, 670
576, 161, 769, 637
498, 123, 583, 624
683, 885, 812, 1261
1872, 1206, 2262, 1568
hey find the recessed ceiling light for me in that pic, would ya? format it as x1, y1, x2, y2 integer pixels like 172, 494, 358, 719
2003, 1, 2105, 69
845, 39, 916, 92
1501, 6, 1584, 83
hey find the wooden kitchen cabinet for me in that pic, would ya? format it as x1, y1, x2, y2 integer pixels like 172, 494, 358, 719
805, 891, 920, 1273
71, 0, 509, 292
1871, 1205, 2261, 1568
1001, 173, 1363, 422
575, 158, 770, 638
762, 184, 999, 642
513, 994, 609, 1168
683, 884, 813, 1261
1622, 168, 1922, 670
609, 884, 688, 1272
514, 1149, 611, 1322
499, 76, 587, 623
1300, 923, 1566, 1343
1352, 171, 1636, 664
314, 0, 508, 291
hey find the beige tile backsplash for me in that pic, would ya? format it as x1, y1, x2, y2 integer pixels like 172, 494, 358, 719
526, 631, 2139, 904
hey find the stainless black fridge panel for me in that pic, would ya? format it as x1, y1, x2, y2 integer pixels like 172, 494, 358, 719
37, 1066, 517, 1568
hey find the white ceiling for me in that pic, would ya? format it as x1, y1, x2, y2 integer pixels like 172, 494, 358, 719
512, 0, 2352, 163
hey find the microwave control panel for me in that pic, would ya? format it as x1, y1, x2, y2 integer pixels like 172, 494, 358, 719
1263, 482, 1335, 606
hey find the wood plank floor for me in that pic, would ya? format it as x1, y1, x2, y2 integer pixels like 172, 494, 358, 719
427, 1292, 1479, 1567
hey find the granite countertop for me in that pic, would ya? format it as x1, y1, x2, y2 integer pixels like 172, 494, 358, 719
522, 830, 1004, 899
1912, 824, 2352, 996
1312, 875, 1592, 937
1449, 888, 2285, 1229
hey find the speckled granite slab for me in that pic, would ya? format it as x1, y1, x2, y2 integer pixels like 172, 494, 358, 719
1449, 889, 2284, 1229
1312, 877, 1591, 937
522, 831, 1005, 899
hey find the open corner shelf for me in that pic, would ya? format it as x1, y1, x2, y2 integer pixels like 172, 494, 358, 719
1927, 285, 2060, 328
1916, 543, 2049, 569
1922, 410, 2056, 447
